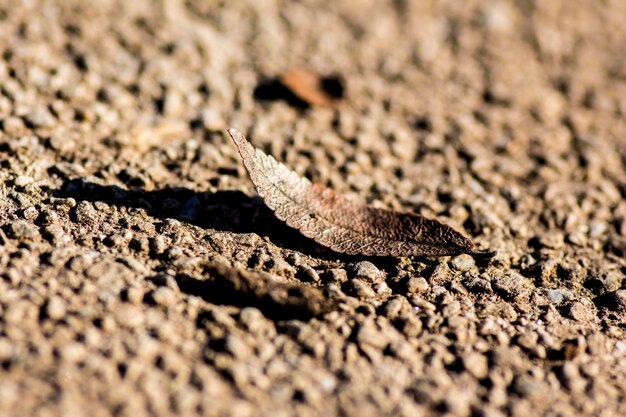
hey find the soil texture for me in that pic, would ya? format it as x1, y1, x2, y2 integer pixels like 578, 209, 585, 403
0, 1, 625, 416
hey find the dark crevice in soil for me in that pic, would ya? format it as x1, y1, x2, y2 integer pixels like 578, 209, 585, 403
179, 262, 336, 321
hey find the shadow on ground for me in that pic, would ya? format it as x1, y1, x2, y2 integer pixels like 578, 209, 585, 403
47, 178, 353, 261
46, 178, 347, 321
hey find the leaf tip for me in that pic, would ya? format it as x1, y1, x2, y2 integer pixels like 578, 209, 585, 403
227, 128, 243, 141
227, 128, 252, 157
466, 249, 498, 259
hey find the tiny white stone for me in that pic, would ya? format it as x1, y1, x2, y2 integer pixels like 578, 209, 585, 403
451, 254, 475, 271
14, 175, 34, 187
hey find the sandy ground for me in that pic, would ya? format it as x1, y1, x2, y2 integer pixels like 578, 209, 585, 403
0, 1, 625, 416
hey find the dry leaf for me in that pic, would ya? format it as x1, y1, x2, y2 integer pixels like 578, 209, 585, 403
278, 69, 344, 107
228, 129, 494, 258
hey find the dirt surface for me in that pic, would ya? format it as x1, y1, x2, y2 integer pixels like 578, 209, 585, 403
1, 1, 625, 416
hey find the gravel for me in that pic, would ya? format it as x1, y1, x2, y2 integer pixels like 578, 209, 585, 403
350, 261, 385, 284
0, 1, 625, 416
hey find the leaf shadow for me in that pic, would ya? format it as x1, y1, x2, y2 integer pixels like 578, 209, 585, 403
46, 178, 352, 260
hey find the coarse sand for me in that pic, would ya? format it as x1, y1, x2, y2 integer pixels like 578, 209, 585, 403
0, 1, 625, 416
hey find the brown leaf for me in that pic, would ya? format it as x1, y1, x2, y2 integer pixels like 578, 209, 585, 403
228, 129, 494, 258
278, 69, 344, 107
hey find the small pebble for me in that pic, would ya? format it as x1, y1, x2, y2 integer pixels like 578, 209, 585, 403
492, 272, 531, 299
14, 176, 34, 188
399, 316, 422, 337
60, 342, 87, 363
52, 197, 77, 208
5, 301, 38, 325
538, 232, 564, 249
382, 297, 407, 319
432, 285, 447, 297
516, 332, 538, 350
114, 305, 145, 328
559, 363, 586, 392
451, 254, 475, 271
567, 229, 587, 246
373, 282, 392, 296
588, 221, 607, 238
165, 246, 184, 260
351, 261, 385, 284
39, 209, 59, 225
410, 297, 436, 312
297, 266, 320, 283
356, 320, 389, 350
24, 108, 55, 128
224, 334, 253, 359
2, 116, 26, 135
150, 235, 168, 255
428, 262, 450, 285
613, 341, 626, 356
152, 287, 177, 307
406, 277, 429, 294
22, 206, 39, 221
130, 236, 150, 253
511, 374, 544, 398
201, 107, 226, 131
349, 279, 376, 299
10, 220, 40, 241
545, 288, 573, 305
45, 296, 66, 320
104, 234, 127, 249
149, 273, 179, 289
238, 308, 267, 333
324, 268, 348, 284
0, 338, 14, 362
124, 286, 144, 305
463, 352, 488, 379
463, 276, 492, 293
